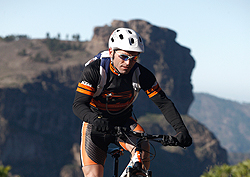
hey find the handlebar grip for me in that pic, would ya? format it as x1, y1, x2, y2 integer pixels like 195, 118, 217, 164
161, 135, 179, 146
112, 126, 131, 137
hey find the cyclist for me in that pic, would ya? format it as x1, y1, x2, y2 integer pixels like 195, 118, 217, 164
72, 28, 192, 177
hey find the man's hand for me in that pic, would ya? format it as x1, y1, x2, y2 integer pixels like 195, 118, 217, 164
175, 129, 192, 147
92, 116, 112, 132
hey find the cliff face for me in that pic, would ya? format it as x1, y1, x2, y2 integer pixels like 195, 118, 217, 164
88, 20, 195, 114
0, 20, 226, 177
0, 72, 82, 176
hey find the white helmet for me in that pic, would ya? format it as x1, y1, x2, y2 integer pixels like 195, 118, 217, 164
109, 28, 144, 53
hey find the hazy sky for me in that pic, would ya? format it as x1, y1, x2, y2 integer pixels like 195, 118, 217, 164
1, 0, 250, 103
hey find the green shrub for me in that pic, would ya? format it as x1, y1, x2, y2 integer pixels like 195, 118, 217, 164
201, 159, 250, 177
3, 35, 15, 42
0, 165, 11, 177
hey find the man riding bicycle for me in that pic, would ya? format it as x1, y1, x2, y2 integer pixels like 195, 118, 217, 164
72, 28, 192, 177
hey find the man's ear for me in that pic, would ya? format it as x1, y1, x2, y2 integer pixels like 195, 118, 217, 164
109, 48, 113, 57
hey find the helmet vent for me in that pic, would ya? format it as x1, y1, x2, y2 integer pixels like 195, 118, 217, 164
131, 38, 134, 44
119, 34, 124, 40
108, 28, 144, 52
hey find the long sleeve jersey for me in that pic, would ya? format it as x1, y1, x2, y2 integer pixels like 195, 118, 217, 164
72, 51, 187, 133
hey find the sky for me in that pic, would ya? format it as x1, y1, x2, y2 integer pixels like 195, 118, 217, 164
1, 0, 250, 103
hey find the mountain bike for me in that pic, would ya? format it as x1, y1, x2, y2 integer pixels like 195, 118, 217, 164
108, 127, 184, 177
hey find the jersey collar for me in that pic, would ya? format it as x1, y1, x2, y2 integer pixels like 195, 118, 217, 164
110, 61, 120, 76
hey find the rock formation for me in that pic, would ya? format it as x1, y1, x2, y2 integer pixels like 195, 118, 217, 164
87, 20, 195, 114
0, 20, 226, 177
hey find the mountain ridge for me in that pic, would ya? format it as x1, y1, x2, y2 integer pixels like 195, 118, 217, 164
0, 19, 227, 177
189, 92, 250, 153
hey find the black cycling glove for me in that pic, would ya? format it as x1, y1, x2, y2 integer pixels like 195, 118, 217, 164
175, 128, 192, 147
92, 116, 112, 132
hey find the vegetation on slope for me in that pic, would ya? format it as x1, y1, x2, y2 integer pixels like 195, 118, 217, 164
201, 159, 250, 177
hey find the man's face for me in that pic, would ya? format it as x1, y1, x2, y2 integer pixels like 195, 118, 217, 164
109, 49, 140, 75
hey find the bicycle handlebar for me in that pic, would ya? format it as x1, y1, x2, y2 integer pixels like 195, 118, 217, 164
112, 126, 184, 148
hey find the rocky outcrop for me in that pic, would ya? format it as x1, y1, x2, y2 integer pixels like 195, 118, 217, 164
0, 19, 194, 114
0, 20, 226, 177
0, 77, 82, 177
87, 20, 195, 114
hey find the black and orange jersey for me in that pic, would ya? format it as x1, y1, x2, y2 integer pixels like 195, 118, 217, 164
73, 52, 186, 132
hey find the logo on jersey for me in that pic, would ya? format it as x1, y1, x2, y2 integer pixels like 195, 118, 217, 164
81, 81, 92, 87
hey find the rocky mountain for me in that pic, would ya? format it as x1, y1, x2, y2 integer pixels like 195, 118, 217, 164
0, 20, 227, 177
189, 93, 250, 153
0, 19, 194, 115
189, 92, 250, 164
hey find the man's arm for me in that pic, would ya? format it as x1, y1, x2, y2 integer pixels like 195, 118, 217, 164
72, 60, 112, 132
139, 64, 192, 147
72, 92, 98, 123
150, 90, 192, 147
72, 61, 99, 123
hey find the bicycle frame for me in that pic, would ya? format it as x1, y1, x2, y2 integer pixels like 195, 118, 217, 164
109, 146, 151, 177
108, 127, 182, 177
120, 138, 151, 177
109, 133, 152, 177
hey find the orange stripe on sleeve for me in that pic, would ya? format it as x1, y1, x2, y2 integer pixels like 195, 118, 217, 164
78, 82, 95, 91
76, 82, 95, 96
148, 91, 158, 98
76, 87, 94, 96
145, 83, 162, 98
